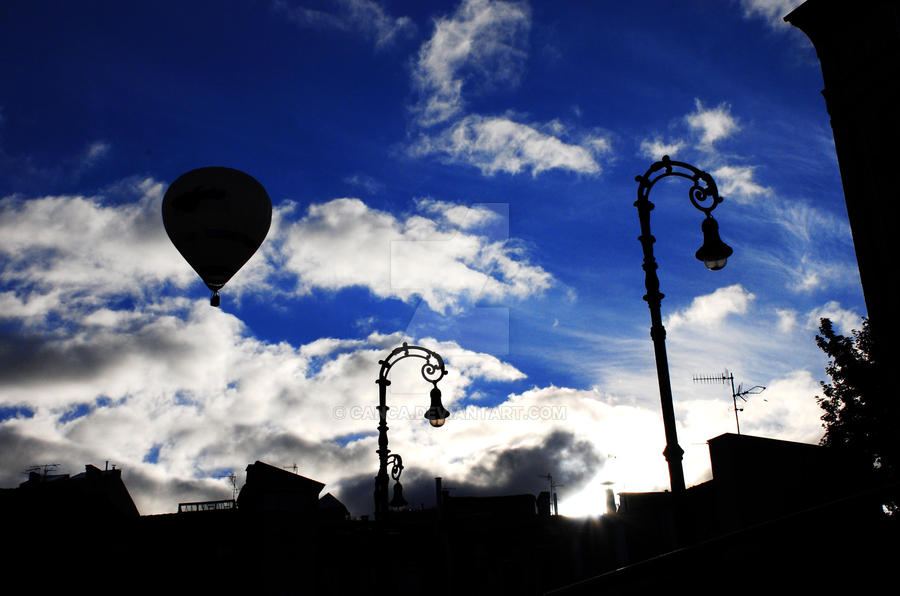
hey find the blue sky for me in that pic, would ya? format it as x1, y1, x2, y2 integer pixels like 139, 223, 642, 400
0, 0, 864, 517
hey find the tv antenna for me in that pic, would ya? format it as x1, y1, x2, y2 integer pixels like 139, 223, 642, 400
539, 473, 564, 516
693, 370, 765, 434
216, 472, 238, 500
25, 463, 60, 478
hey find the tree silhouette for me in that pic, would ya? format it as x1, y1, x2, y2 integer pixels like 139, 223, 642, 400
815, 317, 895, 495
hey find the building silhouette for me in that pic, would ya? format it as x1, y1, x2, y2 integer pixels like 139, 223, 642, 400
2, 432, 893, 594
785, 0, 900, 358
235, 460, 325, 514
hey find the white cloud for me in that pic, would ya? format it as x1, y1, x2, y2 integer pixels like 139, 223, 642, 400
734, 369, 824, 444
0, 185, 543, 510
343, 173, 383, 195
666, 284, 756, 330
735, 199, 857, 294
638, 101, 767, 208
681, 368, 823, 449
758, 200, 858, 293
803, 263, 851, 293
774, 201, 852, 246
410, 115, 603, 176
0, 178, 195, 323
0, 305, 533, 514
739, 0, 804, 28
0, 182, 551, 318
586, 136, 612, 154
780, 253, 859, 294
0, 261, 827, 520
639, 104, 768, 207
80, 140, 111, 169
273, 0, 415, 49
412, 0, 530, 126
278, 197, 552, 313
418, 336, 525, 383
806, 301, 862, 334
712, 165, 770, 204
775, 308, 797, 333
639, 138, 686, 160
2, 220, 795, 517
415, 198, 501, 230
443, 369, 825, 516
686, 99, 740, 148
407, 1, 610, 179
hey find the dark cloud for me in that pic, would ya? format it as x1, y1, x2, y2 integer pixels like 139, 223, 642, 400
0, 425, 98, 488
223, 425, 372, 474
0, 331, 121, 387
119, 467, 227, 515
466, 429, 603, 493
334, 430, 603, 517
0, 325, 192, 388
0, 425, 225, 514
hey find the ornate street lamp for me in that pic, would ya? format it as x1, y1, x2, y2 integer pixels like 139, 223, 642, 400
374, 342, 449, 519
634, 155, 733, 494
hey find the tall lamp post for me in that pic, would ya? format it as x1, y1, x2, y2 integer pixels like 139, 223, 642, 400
374, 342, 450, 520
634, 155, 733, 494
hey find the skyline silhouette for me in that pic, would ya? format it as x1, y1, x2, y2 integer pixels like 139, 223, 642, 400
0, 0, 867, 519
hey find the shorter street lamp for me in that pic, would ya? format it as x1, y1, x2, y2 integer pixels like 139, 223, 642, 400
633, 155, 733, 494
374, 343, 449, 519
385, 454, 407, 508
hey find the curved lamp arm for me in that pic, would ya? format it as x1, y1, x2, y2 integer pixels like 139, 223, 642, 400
386, 453, 404, 482
377, 342, 448, 387
635, 155, 723, 217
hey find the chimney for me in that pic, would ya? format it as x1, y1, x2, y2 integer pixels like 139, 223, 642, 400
606, 488, 617, 514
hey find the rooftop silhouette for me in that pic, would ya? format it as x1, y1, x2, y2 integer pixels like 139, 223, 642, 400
2, 433, 893, 595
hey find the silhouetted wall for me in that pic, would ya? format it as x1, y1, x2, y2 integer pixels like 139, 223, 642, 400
786, 0, 900, 358
444, 493, 537, 519
707, 432, 874, 531
615, 433, 877, 563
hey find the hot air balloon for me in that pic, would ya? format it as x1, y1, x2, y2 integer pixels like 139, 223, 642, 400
162, 167, 272, 307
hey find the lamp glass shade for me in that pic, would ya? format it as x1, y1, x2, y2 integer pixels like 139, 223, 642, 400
703, 257, 728, 271
424, 386, 450, 427
389, 481, 408, 508
695, 216, 732, 271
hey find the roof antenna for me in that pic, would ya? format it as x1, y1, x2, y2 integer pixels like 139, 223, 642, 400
216, 472, 238, 500
538, 473, 564, 516
693, 370, 765, 434
24, 463, 60, 478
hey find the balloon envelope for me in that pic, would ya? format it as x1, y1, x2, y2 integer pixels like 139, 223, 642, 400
162, 167, 272, 297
